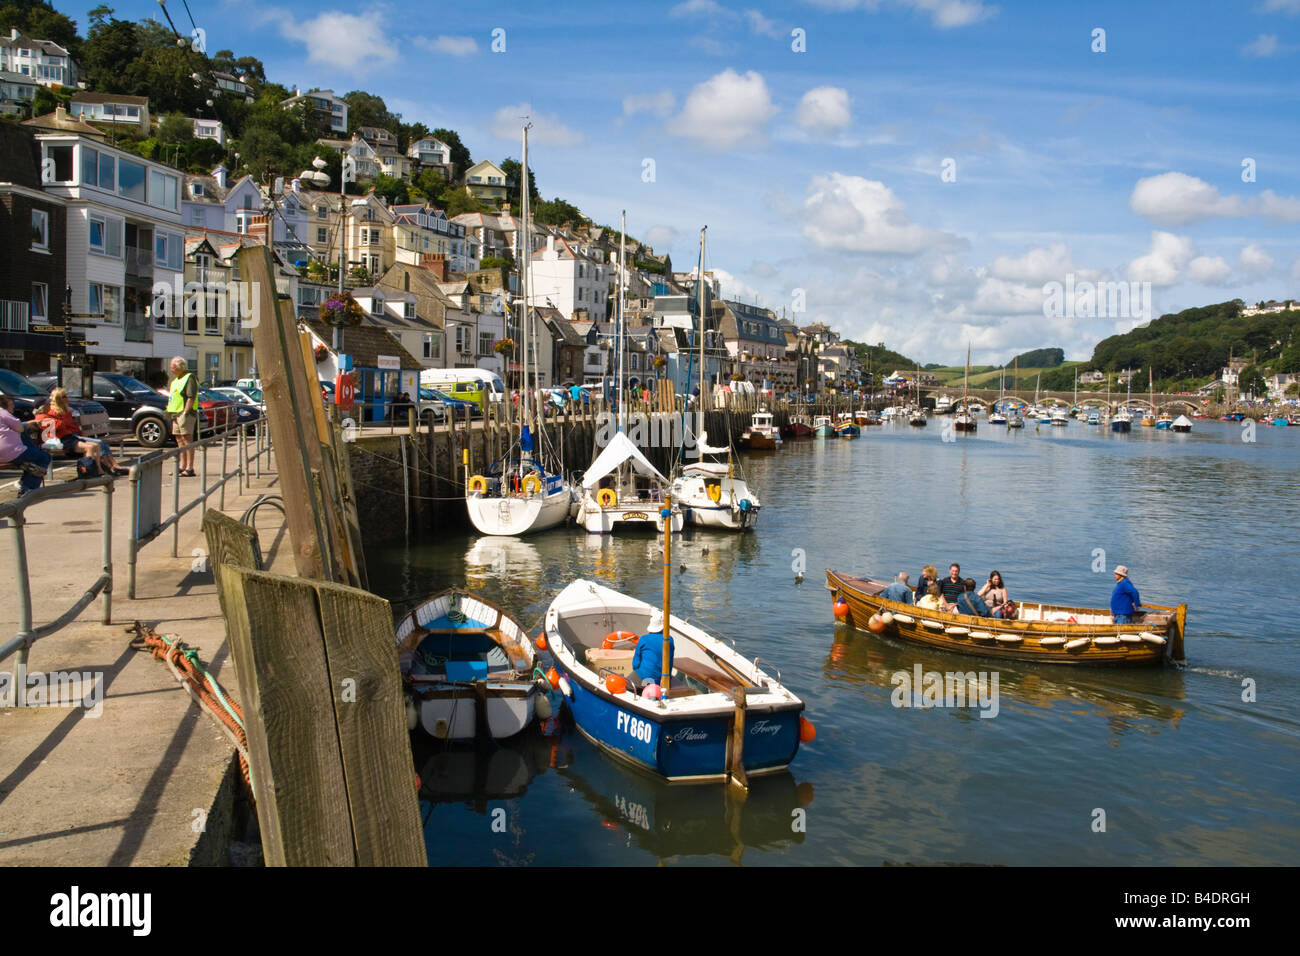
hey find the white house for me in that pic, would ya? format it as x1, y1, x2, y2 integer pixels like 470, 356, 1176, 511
0, 70, 37, 116
189, 117, 226, 145
407, 136, 452, 178
34, 127, 189, 378
69, 93, 150, 135
318, 134, 380, 181
528, 235, 608, 324
282, 88, 348, 134
0, 29, 77, 88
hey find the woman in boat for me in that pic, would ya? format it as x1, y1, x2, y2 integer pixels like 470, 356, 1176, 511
914, 565, 938, 602
979, 570, 1009, 615
916, 583, 944, 611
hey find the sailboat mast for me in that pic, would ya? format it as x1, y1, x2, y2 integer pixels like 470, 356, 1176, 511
520, 123, 532, 437
698, 227, 707, 413
618, 210, 626, 432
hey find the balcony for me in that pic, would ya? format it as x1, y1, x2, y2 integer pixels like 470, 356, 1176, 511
1, 299, 29, 333
124, 246, 153, 278
124, 311, 152, 343
225, 321, 252, 345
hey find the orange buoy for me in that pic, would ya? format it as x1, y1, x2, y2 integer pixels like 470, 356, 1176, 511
832, 598, 850, 622
535, 632, 548, 651
867, 613, 886, 633
602, 630, 640, 649
605, 673, 627, 695
799, 715, 817, 743
546, 666, 560, 690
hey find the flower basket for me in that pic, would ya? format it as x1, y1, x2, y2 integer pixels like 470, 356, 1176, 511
313, 344, 329, 362
319, 293, 364, 327
493, 337, 516, 356
653, 356, 666, 369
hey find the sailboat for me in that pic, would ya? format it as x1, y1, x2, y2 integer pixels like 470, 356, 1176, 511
1141, 369, 1156, 427
466, 124, 574, 536
989, 368, 1008, 425
953, 345, 976, 432
1007, 357, 1024, 428
671, 227, 762, 532
1111, 370, 1133, 432
908, 365, 928, 425
578, 211, 682, 535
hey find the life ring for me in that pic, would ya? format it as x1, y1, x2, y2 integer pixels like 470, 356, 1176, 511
522, 474, 542, 495
596, 488, 617, 507
706, 482, 722, 503
467, 475, 488, 493
602, 630, 640, 649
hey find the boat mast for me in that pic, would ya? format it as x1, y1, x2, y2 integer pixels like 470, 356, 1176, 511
698, 226, 707, 415
618, 210, 626, 433
660, 493, 672, 694
963, 343, 970, 414
520, 122, 532, 458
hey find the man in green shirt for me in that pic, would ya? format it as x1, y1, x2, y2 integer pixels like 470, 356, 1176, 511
167, 356, 199, 476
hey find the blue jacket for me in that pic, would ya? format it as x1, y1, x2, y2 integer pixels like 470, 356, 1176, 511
632, 632, 674, 683
1111, 577, 1141, 616
882, 581, 914, 604
957, 591, 991, 617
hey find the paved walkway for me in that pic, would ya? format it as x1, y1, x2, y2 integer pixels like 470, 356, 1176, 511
0, 452, 288, 866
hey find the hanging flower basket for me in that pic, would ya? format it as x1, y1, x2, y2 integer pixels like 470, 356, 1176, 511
313, 343, 329, 362
493, 337, 516, 356
320, 292, 364, 327
653, 356, 667, 369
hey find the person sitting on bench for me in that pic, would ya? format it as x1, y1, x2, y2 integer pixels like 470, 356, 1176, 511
0, 395, 50, 498
630, 608, 673, 697
956, 578, 992, 617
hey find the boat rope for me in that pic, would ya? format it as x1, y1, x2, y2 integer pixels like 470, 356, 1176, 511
129, 621, 254, 803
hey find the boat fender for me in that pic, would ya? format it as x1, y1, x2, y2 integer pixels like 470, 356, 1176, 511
1039, 636, 1067, 647
945, 626, 970, 636
1094, 636, 1121, 646
1064, 637, 1090, 651
522, 474, 542, 495
893, 613, 914, 624
921, 620, 945, 630
879, 611, 894, 625
546, 666, 560, 690
405, 694, 418, 731
992, 633, 1020, 643
833, 598, 850, 621
641, 683, 661, 700
1139, 632, 1167, 646
605, 673, 627, 695
867, 613, 886, 633
467, 474, 489, 493
535, 632, 547, 651
535, 693, 553, 720
596, 488, 617, 507
602, 630, 640, 649
799, 715, 816, 743
558, 675, 572, 698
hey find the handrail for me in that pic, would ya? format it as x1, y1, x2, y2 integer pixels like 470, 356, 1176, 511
0, 477, 114, 683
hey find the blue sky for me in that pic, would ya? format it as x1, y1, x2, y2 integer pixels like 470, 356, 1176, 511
66, 0, 1300, 365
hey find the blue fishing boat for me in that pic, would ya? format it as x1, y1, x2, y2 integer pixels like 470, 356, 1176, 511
834, 414, 860, 438
544, 578, 808, 785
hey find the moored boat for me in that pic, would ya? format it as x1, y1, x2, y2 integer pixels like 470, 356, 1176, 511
834, 413, 860, 438
825, 570, 1187, 665
545, 579, 806, 784
780, 415, 814, 439
671, 431, 760, 531
812, 415, 836, 438
1154, 412, 1173, 429
1050, 406, 1070, 426
740, 408, 782, 450
397, 589, 543, 740
1170, 415, 1192, 433
1111, 407, 1133, 432
579, 432, 683, 534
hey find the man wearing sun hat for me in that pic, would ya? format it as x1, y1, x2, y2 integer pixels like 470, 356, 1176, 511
1110, 565, 1142, 624
631, 608, 674, 697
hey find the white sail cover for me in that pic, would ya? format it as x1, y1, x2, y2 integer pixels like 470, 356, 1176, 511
1173, 415, 1193, 428
694, 430, 730, 455
581, 431, 668, 488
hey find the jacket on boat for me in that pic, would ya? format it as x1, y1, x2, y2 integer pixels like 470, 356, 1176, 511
957, 591, 991, 617
882, 581, 914, 604
1110, 578, 1141, 617
632, 632, 674, 683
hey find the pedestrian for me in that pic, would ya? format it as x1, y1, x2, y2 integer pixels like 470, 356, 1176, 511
1110, 565, 1143, 624
166, 356, 199, 477
36, 387, 127, 476
0, 394, 51, 498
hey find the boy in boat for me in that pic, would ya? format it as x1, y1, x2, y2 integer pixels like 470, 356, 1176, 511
631, 609, 674, 697
1111, 565, 1143, 624
882, 572, 914, 604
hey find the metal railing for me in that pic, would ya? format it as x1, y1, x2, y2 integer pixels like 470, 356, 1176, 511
0, 477, 114, 678
0, 299, 29, 332
125, 417, 273, 599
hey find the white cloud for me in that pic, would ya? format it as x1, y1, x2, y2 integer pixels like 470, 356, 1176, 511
416, 35, 479, 57
795, 86, 853, 134
489, 103, 584, 147
989, 243, 1075, 283
1130, 172, 1300, 225
1185, 256, 1232, 284
1242, 34, 1280, 58
744, 9, 782, 37
801, 173, 954, 255
1126, 231, 1195, 287
670, 0, 730, 15
622, 90, 675, 118
643, 225, 679, 250
1258, 0, 1300, 13
669, 69, 777, 149
288, 11, 389, 73
972, 277, 1048, 315
1239, 243, 1276, 277
805, 0, 998, 29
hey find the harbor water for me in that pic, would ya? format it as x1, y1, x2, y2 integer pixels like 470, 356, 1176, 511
366, 419, 1300, 865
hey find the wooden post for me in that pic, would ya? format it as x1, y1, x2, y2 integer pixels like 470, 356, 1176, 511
660, 494, 671, 694
220, 565, 425, 866
728, 686, 749, 791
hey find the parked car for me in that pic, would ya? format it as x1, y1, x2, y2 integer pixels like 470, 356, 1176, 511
415, 387, 448, 425
156, 384, 238, 436
30, 371, 165, 447
0, 369, 111, 440
210, 385, 265, 411
425, 387, 478, 417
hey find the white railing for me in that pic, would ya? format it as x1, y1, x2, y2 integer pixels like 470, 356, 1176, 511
0, 300, 29, 332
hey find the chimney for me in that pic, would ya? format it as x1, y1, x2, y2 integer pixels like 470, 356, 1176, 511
404, 271, 410, 292
10, 28, 19, 41
546, 235, 555, 253
213, 164, 227, 189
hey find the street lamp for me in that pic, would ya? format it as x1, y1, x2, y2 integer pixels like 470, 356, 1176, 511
300, 155, 345, 351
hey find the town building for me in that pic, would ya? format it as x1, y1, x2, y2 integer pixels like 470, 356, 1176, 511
0, 29, 78, 88
463, 159, 510, 202
282, 89, 348, 134
69, 93, 151, 136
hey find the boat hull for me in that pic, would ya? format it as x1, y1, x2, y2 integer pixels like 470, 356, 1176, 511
741, 433, 781, 450
813, 425, 836, 438
413, 682, 537, 740
835, 424, 860, 438
780, 422, 813, 439
825, 570, 1186, 665
580, 498, 684, 534
466, 489, 572, 536
1111, 420, 1132, 432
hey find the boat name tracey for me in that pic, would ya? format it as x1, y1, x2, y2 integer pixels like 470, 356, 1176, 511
616, 710, 654, 743
891, 665, 999, 719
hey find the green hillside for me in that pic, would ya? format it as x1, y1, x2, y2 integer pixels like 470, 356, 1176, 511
846, 341, 924, 377
930, 364, 1084, 389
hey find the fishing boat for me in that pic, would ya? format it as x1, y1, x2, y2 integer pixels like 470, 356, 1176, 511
671, 431, 760, 531
1086, 410, 1100, 425
825, 570, 1187, 666
812, 415, 836, 438
853, 409, 872, 425
545, 578, 807, 784
1141, 370, 1157, 426
1050, 406, 1070, 426
397, 589, 543, 740
579, 432, 683, 534
740, 408, 782, 450
1111, 407, 1133, 432
908, 406, 927, 427
781, 415, 813, 439
1155, 412, 1173, 430
834, 413, 860, 438
466, 124, 574, 536
933, 395, 953, 415
1171, 415, 1192, 433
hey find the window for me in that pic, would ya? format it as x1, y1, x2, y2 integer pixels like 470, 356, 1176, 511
479, 332, 493, 355
148, 169, 178, 210
423, 334, 441, 360
316, 227, 327, 243
117, 158, 146, 202
31, 209, 48, 250
88, 213, 122, 257
155, 232, 182, 271
89, 283, 104, 316
404, 302, 415, 319
44, 144, 73, 182
31, 282, 48, 323
103, 286, 121, 325
371, 297, 384, 315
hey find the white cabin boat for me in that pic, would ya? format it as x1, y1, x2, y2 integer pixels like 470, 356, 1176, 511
671, 433, 760, 532
579, 432, 683, 534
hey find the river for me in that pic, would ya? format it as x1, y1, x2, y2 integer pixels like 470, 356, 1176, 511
365, 416, 1300, 866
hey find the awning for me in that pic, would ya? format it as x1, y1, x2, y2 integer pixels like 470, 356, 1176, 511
581, 431, 668, 489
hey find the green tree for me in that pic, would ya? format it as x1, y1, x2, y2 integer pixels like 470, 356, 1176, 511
209, 49, 266, 87
369, 173, 408, 205
81, 15, 141, 91
432, 128, 471, 180
533, 196, 585, 226
409, 167, 447, 204
498, 157, 538, 208
1239, 365, 1267, 400
0, 0, 82, 56
158, 112, 194, 145
342, 90, 396, 134
440, 188, 491, 217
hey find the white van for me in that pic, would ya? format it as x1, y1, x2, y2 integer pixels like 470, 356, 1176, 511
418, 368, 506, 409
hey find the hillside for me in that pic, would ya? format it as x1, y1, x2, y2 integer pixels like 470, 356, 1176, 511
1004, 347, 1064, 369
846, 341, 924, 377
1039, 300, 1300, 391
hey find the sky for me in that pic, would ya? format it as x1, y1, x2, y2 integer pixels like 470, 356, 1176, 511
62, 0, 1300, 365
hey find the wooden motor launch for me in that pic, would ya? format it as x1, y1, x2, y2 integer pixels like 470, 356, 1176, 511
825, 570, 1187, 666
